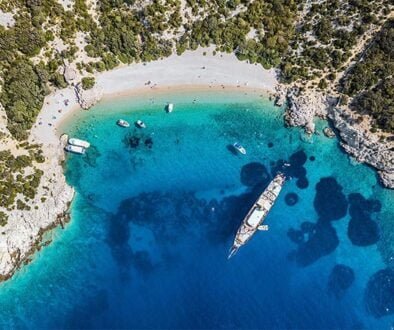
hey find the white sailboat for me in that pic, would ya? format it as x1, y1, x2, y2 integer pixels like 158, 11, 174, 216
228, 173, 286, 258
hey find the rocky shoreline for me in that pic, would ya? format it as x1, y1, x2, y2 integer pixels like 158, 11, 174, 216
0, 137, 74, 281
279, 87, 394, 189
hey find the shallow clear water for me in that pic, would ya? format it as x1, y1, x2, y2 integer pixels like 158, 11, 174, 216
0, 90, 393, 329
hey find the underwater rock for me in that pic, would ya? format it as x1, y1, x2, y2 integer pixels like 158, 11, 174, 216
287, 228, 304, 244
300, 221, 315, 233
240, 162, 270, 187
309, 156, 316, 161
289, 150, 307, 166
268, 142, 274, 148
123, 133, 142, 149
327, 264, 355, 299
144, 137, 153, 149
295, 221, 339, 267
347, 193, 380, 246
314, 177, 348, 221
296, 177, 309, 189
285, 193, 299, 206
365, 269, 394, 318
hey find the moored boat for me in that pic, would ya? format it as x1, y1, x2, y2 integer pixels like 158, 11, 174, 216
228, 172, 286, 258
64, 144, 86, 155
135, 120, 146, 128
166, 103, 174, 113
233, 142, 246, 155
117, 119, 130, 128
68, 138, 90, 148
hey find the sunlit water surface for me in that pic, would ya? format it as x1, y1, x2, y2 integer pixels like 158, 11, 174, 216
0, 90, 393, 329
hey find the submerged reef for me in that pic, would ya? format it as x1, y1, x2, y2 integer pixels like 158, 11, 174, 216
240, 162, 270, 187
285, 193, 299, 206
314, 177, 348, 222
288, 177, 348, 267
327, 264, 355, 299
365, 269, 394, 318
347, 193, 380, 246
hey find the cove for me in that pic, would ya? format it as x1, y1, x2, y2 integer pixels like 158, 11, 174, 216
0, 89, 393, 329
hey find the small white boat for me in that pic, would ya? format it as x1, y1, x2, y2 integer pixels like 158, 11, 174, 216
68, 138, 90, 148
166, 103, 174, 113
117, 119, 130, 128
135, 120, 146, 128
64, 144, 85, 155
233, 142, 246, 155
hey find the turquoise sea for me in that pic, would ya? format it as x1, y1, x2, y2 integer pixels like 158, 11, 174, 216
0, 89, 393, 329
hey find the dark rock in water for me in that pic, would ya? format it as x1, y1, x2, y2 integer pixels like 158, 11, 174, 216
124, 134, 140, 148
144, 137, 153, 149
268, 142, 274, 148
328, 264, 355, 299
295, 221, 339, 267
365, 269, 394, 318
314, 177, 348, 221
348, 217, 379, 246
240, 162, 270, 187
347, 193, 380, 246
309, 156, 316, 161
289, 150, 307, 166
300, 221, 315, 233
296, 177, 309, 189
287, 228, 304, 244
285, 192, 299, 206
287, 165, 307, 179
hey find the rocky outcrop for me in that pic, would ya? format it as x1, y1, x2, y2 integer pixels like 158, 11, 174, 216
63, 65, 78, 84
0, 139, 74, 280
323, 127, 336, 138
74, 83, 103, 110
284, 88, 328, 134
328, 107, 394, 189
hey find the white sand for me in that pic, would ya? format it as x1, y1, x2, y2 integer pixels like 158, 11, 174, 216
30, 47, 278, 146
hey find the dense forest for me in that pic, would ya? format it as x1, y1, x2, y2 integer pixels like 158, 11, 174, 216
341, 20, 394, 133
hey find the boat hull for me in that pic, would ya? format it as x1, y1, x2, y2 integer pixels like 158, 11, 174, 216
228, 173, 286, 258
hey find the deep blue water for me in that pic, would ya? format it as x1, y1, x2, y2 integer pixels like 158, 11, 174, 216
0, 90, 393, 329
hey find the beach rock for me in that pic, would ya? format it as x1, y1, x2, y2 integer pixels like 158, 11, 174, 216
274, 85, 286, 107
323, 127, 336, 138
284, 88, 329, 134
64, 65, 78, 84
328, 107, 394, 189
74, 83, 103, 110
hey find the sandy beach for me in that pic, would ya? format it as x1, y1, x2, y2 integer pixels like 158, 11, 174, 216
30, 47, 278, 146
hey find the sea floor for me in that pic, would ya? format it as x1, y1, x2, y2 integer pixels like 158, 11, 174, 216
0, 90, 393, 329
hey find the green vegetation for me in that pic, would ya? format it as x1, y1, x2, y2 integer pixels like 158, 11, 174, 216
0, 148, 44, 212
280, 0, 391, 83
341, 19, 394, 133
81, 77, 95, 90
0, 211, 8, 226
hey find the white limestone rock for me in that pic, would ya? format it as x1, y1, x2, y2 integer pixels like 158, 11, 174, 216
328, 107, 394, 189
74, 83, 103, 110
